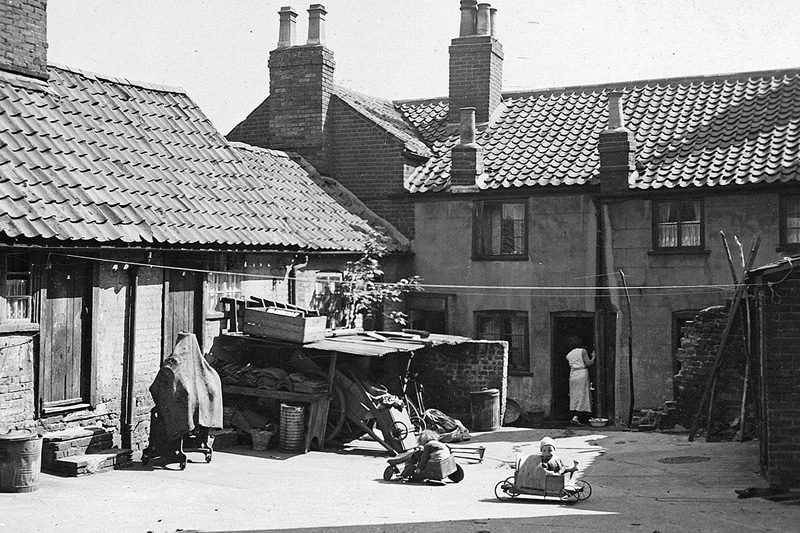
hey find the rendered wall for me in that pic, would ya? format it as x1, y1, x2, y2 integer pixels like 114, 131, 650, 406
412, 193, 596, 416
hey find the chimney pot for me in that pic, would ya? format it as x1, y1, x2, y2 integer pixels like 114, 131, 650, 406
490, 7, 497, 38
476, 3, 491, 35
307, 4, 327, 46
277, 6, 298, 48
460, 107, 477, 145
607, 91, 626, 131
459, 0, 478, 36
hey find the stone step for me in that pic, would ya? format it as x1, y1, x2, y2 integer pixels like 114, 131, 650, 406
44, 448, 133, 477
41, 426, 116, 467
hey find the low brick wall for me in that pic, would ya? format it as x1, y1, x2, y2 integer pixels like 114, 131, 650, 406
673, 302, 753, 437
414, 340, 508, 428
0, 335, 36, 433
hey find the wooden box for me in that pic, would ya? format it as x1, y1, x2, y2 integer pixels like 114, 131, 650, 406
243, 307, 326, 344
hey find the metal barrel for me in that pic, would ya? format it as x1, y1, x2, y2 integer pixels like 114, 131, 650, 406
0, 432, 42, 493
279, 404, 306, 452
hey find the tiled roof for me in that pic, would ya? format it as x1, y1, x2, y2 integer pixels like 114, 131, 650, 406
332, 86, 432, 158
286, 153, 411, 253
403, 69, 800, 193
0, 65, 373, 251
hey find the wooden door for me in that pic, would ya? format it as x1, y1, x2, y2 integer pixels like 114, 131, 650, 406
163, 267, 203, 359
42, 258, 91, 409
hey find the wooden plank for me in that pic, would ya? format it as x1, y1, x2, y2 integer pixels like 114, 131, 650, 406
222, 384, 327, 403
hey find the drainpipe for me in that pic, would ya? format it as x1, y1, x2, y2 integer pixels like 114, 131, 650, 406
287, 254, 309, 306
121, 266, 139, 449
594, 198, 606, 418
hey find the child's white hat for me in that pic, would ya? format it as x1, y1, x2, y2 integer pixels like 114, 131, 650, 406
540, 437, 556, 450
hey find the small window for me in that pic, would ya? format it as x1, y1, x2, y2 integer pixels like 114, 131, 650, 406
2, 253, 32, 323
474, 201, 527, 259
310, 271, 344, 328
653, 199, 704, 250
476, 311, 529, 373
780, 195, 800, 249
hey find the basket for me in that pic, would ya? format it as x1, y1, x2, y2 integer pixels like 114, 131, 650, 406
251, 429, 273, 451
589, 417, 608, 428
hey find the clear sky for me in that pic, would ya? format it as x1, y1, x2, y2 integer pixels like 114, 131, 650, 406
46, 0, 800, 134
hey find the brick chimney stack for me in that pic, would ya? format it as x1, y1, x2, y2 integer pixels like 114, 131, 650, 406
0, 0, 49, 80
450, 107, 484, 187
265, 4, 335, 172
598, 92, 636, 195
449, 0, 503, 124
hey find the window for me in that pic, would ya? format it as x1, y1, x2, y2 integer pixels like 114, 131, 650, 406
310, 271, 343, 328
474, 201, 527, 259
2, 253, 32, 323
407, 293, 451, 334
653, 199, 704, 250
475, 311, 529, 373
207, 272, 244, 313
780, 195, 800, 249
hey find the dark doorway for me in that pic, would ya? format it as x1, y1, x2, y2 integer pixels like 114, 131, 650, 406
551, 314, 595, 421
672, 310, 699, 399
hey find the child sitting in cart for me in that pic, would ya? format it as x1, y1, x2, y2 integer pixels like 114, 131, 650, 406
412, 429, 452, 480
539, 436, 578, 476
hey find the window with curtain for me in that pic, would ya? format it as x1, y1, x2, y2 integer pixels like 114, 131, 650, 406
2, 253, 32, 323
781, 195, 800, 248
474, 201, 527, 259
653, 199, 703, 250
475, 311, 529, 373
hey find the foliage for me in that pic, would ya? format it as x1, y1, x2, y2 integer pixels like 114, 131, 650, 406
311, 229, 422, 329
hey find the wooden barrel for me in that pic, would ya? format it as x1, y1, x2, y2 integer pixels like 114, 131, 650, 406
470, 389, 500, 431
0, 431, 42, 493
279, 404, 306, 452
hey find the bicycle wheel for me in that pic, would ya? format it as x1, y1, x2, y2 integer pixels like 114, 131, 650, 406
406, 400, 426, 433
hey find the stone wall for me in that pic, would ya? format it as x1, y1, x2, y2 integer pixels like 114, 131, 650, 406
415, 340, 508, 428
0, 335, 36, 432
673, 302, 754, 437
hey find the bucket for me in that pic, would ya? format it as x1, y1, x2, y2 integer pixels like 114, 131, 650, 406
251, 429, 273, 451
279, 404, 306, 452
470, 389, 500, 431
0, 430, 42, 493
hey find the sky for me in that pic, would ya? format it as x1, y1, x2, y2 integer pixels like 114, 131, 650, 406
46, 0, 800, 135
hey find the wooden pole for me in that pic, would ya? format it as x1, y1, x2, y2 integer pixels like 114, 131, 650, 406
619, 270, 634, 428
736, 237, 754, 441
688, 235, 761, 441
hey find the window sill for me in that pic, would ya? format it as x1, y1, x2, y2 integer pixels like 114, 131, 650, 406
41, 402, 92, 416
775, 244, 800, 254
0, 322, 40, 334
472, 255, 530, 262
647, 249, 710, 256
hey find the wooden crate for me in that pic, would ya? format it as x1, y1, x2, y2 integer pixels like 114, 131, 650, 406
243, 307, 326, 343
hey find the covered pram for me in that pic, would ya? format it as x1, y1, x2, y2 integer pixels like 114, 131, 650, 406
142, 332, 223, 469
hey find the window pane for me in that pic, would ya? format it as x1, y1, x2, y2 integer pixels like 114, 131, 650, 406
681, 201, 700, 223
786, 197, 800, 244
681, 221, 701, 246
3, 253, 32, 322
477, 312, 528, 372
500, 204, 525, 255
478, 315, 501, 339
207, 272, 243, 313
658, 222, 678, 247
658, 202, 675, 223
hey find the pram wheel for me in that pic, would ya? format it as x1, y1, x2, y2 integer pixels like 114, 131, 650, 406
560, 484, 582, 503
495, 477, 518, 500
383, 465, 398, 481
204, 452, 212, 463
448, 464, 464, 483
390, 421, 409, 441
574, 479, 591, 500
179, 460, 186, 470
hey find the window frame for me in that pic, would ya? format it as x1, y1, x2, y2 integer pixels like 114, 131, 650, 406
651, 198, 705, 252
1, 252, 34, 325
779, 194, 800, 252
473, 200, 529, 261
475, 310, 530, 374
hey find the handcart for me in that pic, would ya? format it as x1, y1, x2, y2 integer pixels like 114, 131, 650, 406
495, 453, 592, 503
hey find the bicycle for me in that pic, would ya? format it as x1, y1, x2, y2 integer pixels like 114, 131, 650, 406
399, 355, 427, 434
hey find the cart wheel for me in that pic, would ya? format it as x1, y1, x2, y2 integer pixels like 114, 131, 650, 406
390, 421, 409, 441
448, 464, 464, 483
179, 461, 187, 471
574, 479, 591, 500
205, 452, 212, 463
560, 487, 580, 503
495, 477, 518, 500
383, 465, 397, 481
141, 455, 149, 465
307, 369, 347, 444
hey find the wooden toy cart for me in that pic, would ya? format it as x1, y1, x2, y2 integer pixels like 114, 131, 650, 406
495, 453, 592, 503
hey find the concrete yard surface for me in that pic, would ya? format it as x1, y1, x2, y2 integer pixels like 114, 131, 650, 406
1, 427, 798, 533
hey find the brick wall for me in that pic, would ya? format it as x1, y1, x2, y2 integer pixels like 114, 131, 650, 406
331, 99, 415, 238
0, 335, 35, 432
761, 274, 800, 487
415, 340, 508, 427
673, 302, 752, 437
0, 0, 48, 80
448, 35, 503, 124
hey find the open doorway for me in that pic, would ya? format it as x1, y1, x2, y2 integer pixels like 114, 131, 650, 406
551, 313, 595, 421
